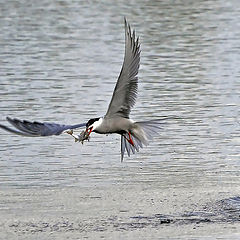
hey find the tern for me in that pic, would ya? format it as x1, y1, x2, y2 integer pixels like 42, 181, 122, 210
0, 18, 164, 161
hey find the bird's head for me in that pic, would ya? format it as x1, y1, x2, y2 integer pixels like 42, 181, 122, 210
86, 117, 103, 135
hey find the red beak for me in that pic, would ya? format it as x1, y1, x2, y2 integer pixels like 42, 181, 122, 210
86, 127, 93, 136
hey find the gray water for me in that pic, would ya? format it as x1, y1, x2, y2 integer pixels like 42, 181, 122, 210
0, 0, 240, 239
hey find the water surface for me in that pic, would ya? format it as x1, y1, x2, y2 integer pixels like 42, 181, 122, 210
0, 0, 240, 239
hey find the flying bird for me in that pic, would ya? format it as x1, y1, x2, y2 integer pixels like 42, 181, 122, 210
0, 18, 163, 161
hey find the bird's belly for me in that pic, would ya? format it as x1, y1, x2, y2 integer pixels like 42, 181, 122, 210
96, 118, 134, 134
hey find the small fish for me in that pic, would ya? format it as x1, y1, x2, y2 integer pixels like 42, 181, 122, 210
65, 129, 90, 144
78, 130, 90, 144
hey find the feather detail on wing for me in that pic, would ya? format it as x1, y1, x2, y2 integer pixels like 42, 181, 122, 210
105, 18, 141, 119
0, 117, 86, 137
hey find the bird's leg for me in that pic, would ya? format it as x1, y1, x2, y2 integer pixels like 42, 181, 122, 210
128, 132, 135, 146
124, 131, 134, 146
65, 129, 80, 142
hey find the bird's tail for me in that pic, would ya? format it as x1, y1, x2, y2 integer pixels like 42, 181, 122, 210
120, 119, 163, 161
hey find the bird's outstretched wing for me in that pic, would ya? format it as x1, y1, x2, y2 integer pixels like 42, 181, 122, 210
105, 18, 141, 119
0, 117, 86, 137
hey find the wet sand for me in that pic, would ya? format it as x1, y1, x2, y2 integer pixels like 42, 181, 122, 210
1, 185, 240, 239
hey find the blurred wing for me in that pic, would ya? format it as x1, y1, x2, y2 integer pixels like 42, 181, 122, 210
0, 117, 86, 137
105, 18, 141, 119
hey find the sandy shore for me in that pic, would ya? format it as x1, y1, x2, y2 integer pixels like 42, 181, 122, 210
1, 185, 240, 239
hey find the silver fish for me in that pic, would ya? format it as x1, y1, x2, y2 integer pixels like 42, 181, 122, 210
65, 129, 90, 144
78, 130, 90, 144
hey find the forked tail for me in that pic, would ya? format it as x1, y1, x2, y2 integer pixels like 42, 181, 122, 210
120, 119, 164, 161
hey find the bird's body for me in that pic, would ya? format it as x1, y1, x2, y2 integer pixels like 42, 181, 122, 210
0, 18, 164, 161
93, 117, 134, 134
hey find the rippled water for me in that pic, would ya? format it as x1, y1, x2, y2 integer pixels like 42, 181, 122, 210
0, 0, 240, 239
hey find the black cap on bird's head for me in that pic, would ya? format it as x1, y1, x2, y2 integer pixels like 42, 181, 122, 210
85, 117, 101, 136
86, 118, 100, 129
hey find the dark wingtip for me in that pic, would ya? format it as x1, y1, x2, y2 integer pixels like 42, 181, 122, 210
0, 121, 35, 137
124, 17, 128, 34
121, 153, 124, 163
6, 116, 20, 126
6, 116, 14, 124
124, 17, 131, 33
6, 116, 18, 121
